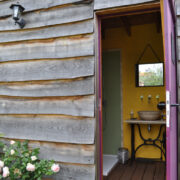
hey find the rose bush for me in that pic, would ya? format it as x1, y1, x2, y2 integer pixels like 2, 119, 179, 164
0, 140, 60, 180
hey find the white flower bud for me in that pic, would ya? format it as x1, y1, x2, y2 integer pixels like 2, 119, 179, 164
10, 140, 15, 145
31, 156, 37, 161
0, 161, 4, 168
10, 149, 15, 155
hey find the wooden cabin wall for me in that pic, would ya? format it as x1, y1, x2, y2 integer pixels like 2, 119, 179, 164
94, 0, 157, 10
0, 0, 95, 179
177, 0, 180, 178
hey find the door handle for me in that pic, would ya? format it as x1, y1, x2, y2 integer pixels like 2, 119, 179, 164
171, 104, 180, 107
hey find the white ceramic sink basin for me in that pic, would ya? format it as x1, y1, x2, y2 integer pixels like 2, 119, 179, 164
138, 111, 161, 121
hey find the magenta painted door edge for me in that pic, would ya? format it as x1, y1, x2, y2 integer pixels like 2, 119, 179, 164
163, 0, 177, 179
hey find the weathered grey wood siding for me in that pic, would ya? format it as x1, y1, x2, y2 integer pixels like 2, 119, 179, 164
177, 0, 180, 178
94, 0, 156, 10
0, 0, 95, 179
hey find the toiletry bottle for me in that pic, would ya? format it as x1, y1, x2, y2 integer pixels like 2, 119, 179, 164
130, 110, 134, 119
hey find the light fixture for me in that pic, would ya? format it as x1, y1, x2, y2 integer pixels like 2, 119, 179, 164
10, 2, 26, 29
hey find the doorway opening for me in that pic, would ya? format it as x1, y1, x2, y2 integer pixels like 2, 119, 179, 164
100, 8, 167, 180
102, 50, 122, 176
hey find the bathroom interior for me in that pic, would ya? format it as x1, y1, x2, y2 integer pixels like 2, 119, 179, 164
101, 10, 166, 179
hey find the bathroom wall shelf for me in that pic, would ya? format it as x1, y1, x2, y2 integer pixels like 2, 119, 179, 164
125, 120, 166, 124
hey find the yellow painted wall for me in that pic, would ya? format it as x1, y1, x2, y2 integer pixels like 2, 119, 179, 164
102, 23, 166, 159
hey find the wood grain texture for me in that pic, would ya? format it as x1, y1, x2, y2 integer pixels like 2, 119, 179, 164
0, 19, 93, 43
0, 35, 94, 62
0, 115, 95, 143
143, 163, 156, 180
0, 0, 91, 17
94, 0, 155, 10
104, 161, 165, 180
0, 77, 94, 97
0, 57, 94, 81
177, 0, 180, 15
2, 139, 95, 164
50, 163, 95, 180
154, 162, 166, 180
178, 38, 180, 60
177, 18, 180, 36
29, 141, 95, 164
0, 95, 94, 116
0, 3, 93, 31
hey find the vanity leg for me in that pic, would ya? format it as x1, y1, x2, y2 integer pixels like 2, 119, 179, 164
131, 124, 135, 161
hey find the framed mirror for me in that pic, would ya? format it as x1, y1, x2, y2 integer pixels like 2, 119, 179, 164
136, 63, 164, 87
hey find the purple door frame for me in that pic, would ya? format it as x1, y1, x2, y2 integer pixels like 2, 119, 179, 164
96, 1, 178, 179
163, 0, 177, 179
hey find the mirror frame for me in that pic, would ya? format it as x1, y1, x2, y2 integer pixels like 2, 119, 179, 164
135, 62, 164, 87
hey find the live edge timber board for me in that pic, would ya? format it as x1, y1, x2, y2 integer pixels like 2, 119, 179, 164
0, 0, 162, 179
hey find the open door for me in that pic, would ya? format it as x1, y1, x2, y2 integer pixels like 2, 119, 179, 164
161, 0, 177, 179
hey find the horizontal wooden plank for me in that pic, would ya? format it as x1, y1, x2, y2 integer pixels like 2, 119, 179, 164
94, 0, 155, 10
177, 37, 180, 60
0, 77, 94, 97
178, 62, 180, 86
0, 0, 91, 18
2, 139, 95, 164
29, 141, 95, 164
0, 95, 94, 116
0, 19, 93, 43
50, 163, 95, 180
177, 0, 180, 15
0, 3, 93, 31
0, 57, 94, 81
0, 35, 94, 62
0, 114, 95, 143
177, 17, 180, 36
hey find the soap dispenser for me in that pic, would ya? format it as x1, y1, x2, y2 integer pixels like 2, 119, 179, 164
130, 110, 134, 119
